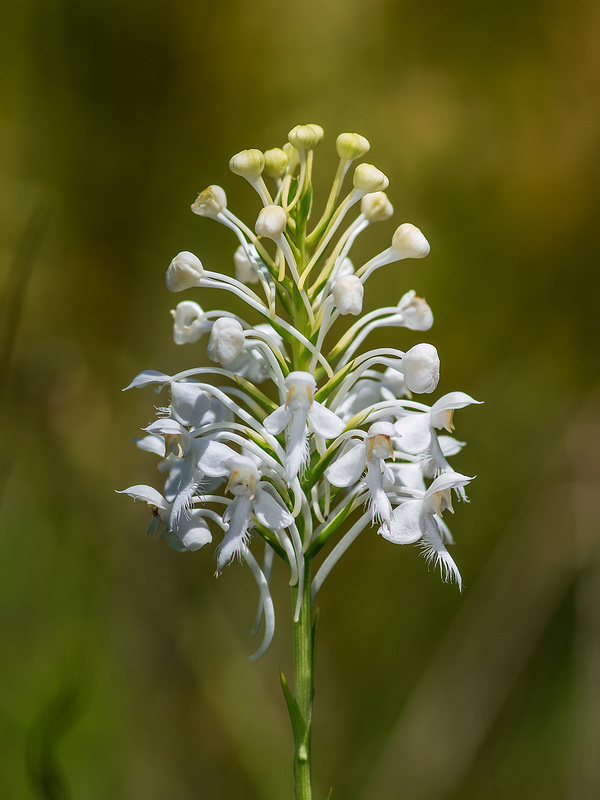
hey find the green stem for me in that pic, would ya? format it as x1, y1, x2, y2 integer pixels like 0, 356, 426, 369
292, 560, 314, 800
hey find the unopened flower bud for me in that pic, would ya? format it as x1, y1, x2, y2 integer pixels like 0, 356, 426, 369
402, 343, 440, 394
288, 124, 323, 151
397, 290, 433, 331
191, 185, 227, 218
336, 132, 370, 161
171, 300, 210, 344
332, 274, 364, 315
264, 148, 288, 179
307, 124, 324, 145
353, 163, 389, 193
255, 205, 287, 239
165, 251, 204, 292
207, 318, 245, 366
282, 142, 300, 171
229, 149, 265, 178
336, 257, 354, 278
361, 191, 393, 222
391, 223, 430, 259
234, 245, 260, 284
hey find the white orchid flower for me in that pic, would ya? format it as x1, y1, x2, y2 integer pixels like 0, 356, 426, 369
395, 391, 481, 493
198, 442, 294, 572
117, 485, 212, 552
264, 371, 346, 483
143, 417, 212, 527
380, 472, 474, 587
226, 323, 284, 384
325, 421, 400, 532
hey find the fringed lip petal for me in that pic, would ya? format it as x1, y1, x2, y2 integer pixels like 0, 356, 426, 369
285, 411, 309, 483
216, 496, 252, 572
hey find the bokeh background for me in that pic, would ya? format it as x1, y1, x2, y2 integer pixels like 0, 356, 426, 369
2, 0, 599, 798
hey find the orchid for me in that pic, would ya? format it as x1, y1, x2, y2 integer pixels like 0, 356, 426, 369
264, 371, 346, 483
325, 421, 399, 533
120, 124, 479, 800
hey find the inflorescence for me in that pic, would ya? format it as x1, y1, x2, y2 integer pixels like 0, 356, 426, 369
120, 124, 480, 659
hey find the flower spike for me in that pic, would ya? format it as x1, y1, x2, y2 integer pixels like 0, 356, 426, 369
121, 123, 478, 666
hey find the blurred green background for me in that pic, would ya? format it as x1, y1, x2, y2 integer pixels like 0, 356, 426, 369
1, 0, 599, 798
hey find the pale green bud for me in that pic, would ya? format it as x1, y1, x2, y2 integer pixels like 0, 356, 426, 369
336, 132, 370, 161
353, 163, 389, 193
288, 124, 324, 151
282, 143, 300, 171
264, 148, 288, 179
191, 185, 227, 218
307, 123, 324, 145
391, 223, 430, 259
229, 149, 265, 178
361, 191, 394, 222
255, 205, 287, 239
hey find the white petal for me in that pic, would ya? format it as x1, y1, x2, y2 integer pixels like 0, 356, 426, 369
263, 404, 292, 435
170, 382, 210, 426
336, 380, 382, 421
381, 462, 395, 484
390, 463, 427, 492
253, 487, 293, 528
123, 370, 170, 391
394, 414, 431, 454
430, 391, 482, 414
198, 440, 239, 478
145, 418, 187, 437
438, 435, 465, 457
176, 514, 212, 551
383, 499, 424, 544
307, 402, 345, 438
325, 442, 366, 487
117, 485, 168, 511
134, 435, 166, 457
426, 471, 474, 497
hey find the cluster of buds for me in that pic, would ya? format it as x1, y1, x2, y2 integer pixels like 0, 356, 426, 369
121, 125, 479, 659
